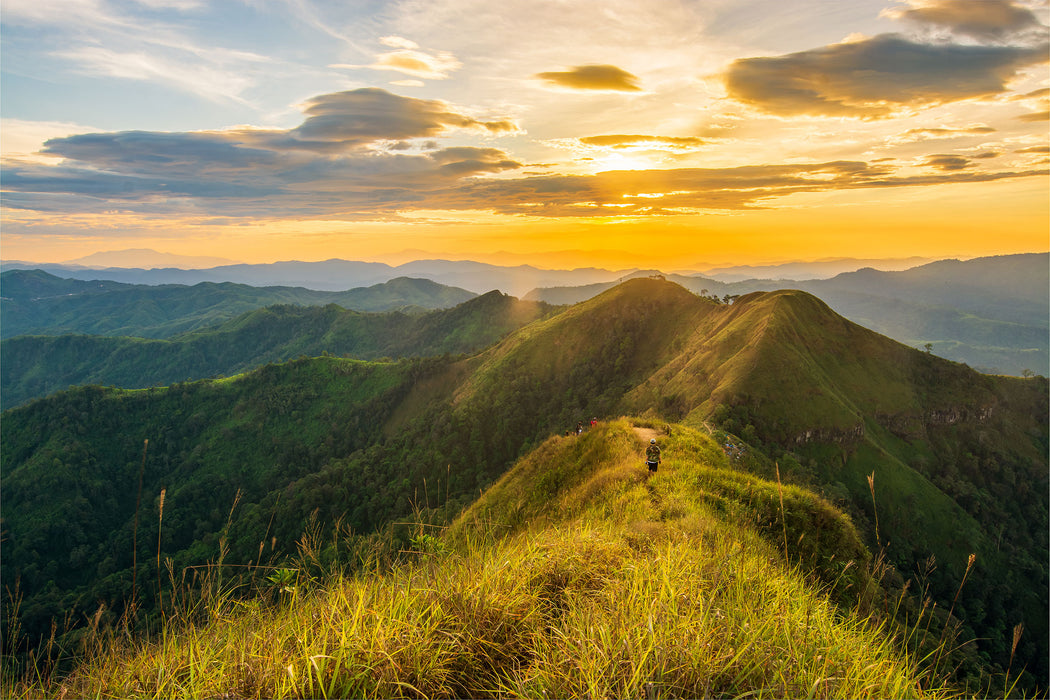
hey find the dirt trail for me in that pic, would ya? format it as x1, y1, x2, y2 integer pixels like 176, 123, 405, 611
632, 426, 660, 444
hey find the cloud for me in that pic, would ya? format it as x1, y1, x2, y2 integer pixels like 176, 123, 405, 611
426, 147, 522, 176
3, 87, 1046, 222
723, 34, 1049, 118
6, 0, 276, 104
57, 46, 262, 104
4, 146, 1046, 220
380, 36, 420, 49
0, 119, 102, 160
369, 48, 462, 80
923, 154, 974, 170
535, 64, 642, 92
902, 125, 996, 139
883, 0, 1045, 41
1017, 110, 1050, 121
260, 88, 517, 151
430, 159, 1046, 218
1, 88, 524, 218
578, 134, 704, 150
1016, 145, 1050, 154
39, 89, 521, 160
1013, 87, 1050, 101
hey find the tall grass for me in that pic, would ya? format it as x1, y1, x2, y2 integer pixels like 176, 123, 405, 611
4, 418, 963, 699
18, 517, 951, 699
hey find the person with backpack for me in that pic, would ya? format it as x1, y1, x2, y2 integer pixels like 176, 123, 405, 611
646, 438, 661, 475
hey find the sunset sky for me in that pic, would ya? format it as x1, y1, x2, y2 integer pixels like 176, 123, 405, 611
2, 0, 1048, 270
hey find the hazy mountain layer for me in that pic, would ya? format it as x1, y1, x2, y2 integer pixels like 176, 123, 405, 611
0, 271, 477, 340
1, 291, 555, 410
0, 259, 633, 297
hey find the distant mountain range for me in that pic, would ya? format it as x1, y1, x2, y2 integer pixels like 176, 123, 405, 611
0, 272, 476, 339
0, 253, 946, 296
0, 291, 555, 410
2, 252, 1046, 379
0, 258, 631, 297
526, 253, 1049, 377
691, 256, 935, 281
63, 248, 238, 269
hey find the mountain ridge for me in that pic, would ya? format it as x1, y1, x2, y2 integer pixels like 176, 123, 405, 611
1, 277, 1045, 688
15, 420, 959, 699
526, 253, 1049, 376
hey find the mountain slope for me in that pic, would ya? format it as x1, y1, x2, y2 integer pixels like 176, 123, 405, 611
0, 291, 556, 409
17, 420, 954, 699
414, 278, 1049, 680
0, 270, 476, 339
2, 277, 1045, 688
525, 253, 1049, 376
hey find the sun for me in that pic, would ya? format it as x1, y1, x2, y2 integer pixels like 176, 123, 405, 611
590, 151, 655, 172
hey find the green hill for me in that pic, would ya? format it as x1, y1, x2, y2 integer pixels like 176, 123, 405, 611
1, 278, 1045, 692
11, 420, 960, 699
525, 254, 1050, 376
0, 270, 477, 340
0, 291, 556, 409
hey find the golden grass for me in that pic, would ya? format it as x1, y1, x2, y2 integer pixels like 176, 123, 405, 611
5, 418, 958, 699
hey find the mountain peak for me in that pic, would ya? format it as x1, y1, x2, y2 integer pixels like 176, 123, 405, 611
64, 249, 238, 269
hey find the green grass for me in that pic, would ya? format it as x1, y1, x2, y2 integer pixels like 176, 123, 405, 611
6, 419, 958, 699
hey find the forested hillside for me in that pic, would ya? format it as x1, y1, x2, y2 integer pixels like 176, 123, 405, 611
2, 278, 1046, 691
1, 291, 556, 409
17, 420, 961, 699
0, 270, 476, 339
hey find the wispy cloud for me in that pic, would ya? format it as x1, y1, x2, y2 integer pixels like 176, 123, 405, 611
1017, 110, 1050, 121
902, 125, 997, 139
4, 0, 280, 105
578, 135, 704, 150
57, 46, 261, 104
367, 48, 462, 80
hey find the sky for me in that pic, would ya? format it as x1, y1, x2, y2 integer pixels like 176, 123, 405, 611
1, 0, 1048, 270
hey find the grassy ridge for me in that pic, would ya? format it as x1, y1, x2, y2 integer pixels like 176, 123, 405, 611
526, 253, 1050, 376
11, 420, 954, 699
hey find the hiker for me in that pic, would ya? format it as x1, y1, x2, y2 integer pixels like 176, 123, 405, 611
645, 438, 661, 475
576, 422, 584, 435
590, 417, 597, 427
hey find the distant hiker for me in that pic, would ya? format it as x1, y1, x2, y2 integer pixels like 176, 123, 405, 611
590, 417, 598, 427
576, 422, 584, 435
645, 438, 661, 475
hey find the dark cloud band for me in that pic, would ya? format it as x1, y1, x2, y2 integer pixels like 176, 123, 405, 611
724, 34, 1049, 118
888, 0, 1044, 41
